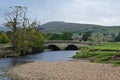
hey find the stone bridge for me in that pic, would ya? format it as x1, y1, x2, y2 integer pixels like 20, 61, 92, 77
44, 40, 91, 50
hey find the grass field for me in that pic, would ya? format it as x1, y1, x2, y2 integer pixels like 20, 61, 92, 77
73, 42, 120, 66
88, 42, 120, 51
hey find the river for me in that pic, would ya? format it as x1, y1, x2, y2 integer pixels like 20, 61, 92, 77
0, 50, 77, 80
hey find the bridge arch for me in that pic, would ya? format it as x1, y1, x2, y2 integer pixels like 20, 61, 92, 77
65, 45, 78, 50
48, 45, 60, 51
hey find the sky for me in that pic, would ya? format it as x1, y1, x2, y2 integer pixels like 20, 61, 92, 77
0, 0, 120, 26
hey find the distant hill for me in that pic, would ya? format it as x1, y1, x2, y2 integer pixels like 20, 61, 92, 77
1, 21, 120, 34
40, 21, 120, 34
0, 26, 10, 31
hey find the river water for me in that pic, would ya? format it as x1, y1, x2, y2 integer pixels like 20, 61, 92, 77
0, 50, 77, 80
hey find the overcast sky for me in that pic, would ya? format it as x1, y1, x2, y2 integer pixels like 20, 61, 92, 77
0, 0, 120, 26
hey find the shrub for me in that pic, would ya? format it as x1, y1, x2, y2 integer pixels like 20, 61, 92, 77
0, 33, 10, 44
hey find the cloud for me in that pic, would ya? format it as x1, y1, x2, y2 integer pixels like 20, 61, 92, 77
0, 0, 120, 26
48, 0, 120, 26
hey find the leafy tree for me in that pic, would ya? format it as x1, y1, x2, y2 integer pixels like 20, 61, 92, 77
60, 32, 72, 40
115, 33, 120, 42
26, 28, 44, 53
111, 33, 116, 38
79, 32, 82, 36
13, 28, 44, 54
44, 33, 53, 40
50, 34, 61, 40
82, 31, 92, 41
45, 32, 72, 40
0, 32, 10, 44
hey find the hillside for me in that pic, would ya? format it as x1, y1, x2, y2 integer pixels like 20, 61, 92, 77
0, 26, 10, 31
1, 21, 120, 34
40, 21, 120, 34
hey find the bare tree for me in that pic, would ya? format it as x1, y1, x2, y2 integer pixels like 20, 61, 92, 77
4, 6, 29, 31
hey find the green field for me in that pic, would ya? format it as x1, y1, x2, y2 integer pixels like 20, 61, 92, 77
73, 42, 120, 66
88, 42, 120, 51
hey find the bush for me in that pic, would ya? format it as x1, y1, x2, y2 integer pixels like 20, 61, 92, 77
115, 33, 120, 42
0, 33, 10, 44
14, 29, 45, 54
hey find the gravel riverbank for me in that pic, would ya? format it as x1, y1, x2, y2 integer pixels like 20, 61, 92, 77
7, 61, 120, 80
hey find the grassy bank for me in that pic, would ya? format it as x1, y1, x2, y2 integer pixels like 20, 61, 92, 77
73, 42, 120, 66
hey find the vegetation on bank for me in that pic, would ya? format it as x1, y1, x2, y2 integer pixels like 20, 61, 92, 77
73, 42, 120, 66
0, 6, 45, 57
0, 32, 10, 44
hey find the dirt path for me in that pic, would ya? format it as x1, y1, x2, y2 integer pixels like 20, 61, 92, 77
7, 61, 120, 80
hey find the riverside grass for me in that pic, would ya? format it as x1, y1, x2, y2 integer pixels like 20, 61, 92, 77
73, 42, 120, 65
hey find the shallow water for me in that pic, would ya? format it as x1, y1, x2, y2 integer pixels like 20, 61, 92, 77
0, 50, 77, 80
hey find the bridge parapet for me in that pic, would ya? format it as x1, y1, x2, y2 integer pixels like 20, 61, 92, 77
45, 40, 91, 50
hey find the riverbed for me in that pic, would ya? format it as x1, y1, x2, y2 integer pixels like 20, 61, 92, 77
0, 50, 77, 80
